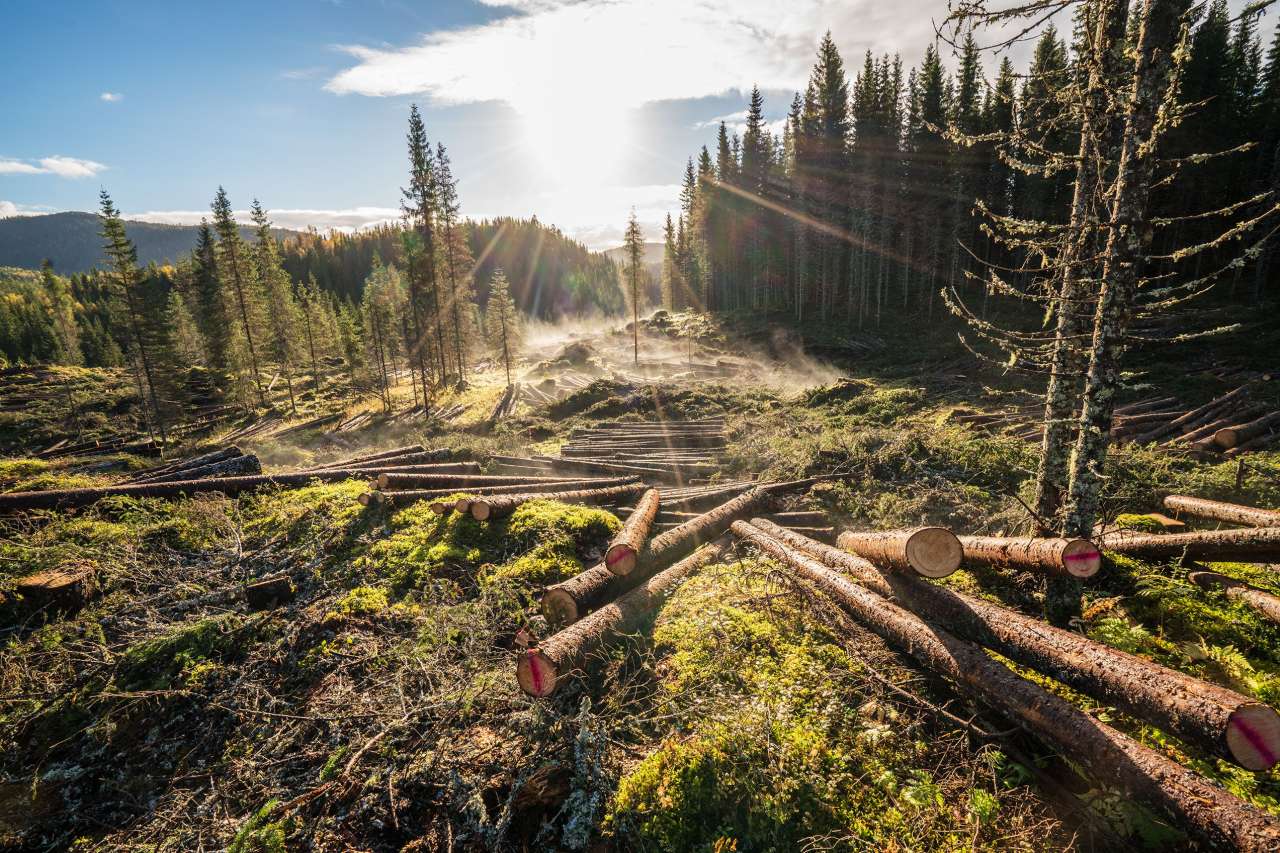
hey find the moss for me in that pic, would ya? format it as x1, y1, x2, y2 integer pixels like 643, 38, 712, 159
116, 614, 253, 691
1114, 513, 1166, 533
228, 800, 290, 853
328, 585, 389, 619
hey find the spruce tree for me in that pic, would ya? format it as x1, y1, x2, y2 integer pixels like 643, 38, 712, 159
191, 219, 231, 377
485, 268, 521, 386
435, 142, 472, 386
623, 209, 645, 364
250, 200, 302, 414
211, 187, 266, 404
40, 260, 81, 365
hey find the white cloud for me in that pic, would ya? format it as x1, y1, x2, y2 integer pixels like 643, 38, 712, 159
0, 156, 107, 178
694, 110, 748, 130
100, 92, 123, 102
127, 206, 402, 233
0, 200, 53, 218
0, 200, 22, 217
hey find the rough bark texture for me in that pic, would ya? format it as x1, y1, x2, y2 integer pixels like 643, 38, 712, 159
541, 487, 774, 627
1131, 386, 1251, 446
1100, 527, 1280, 562
1190, 571, 1280, 625
1164, 495, 1280, 528
469, 483, 648, 521
518, 537, 729, 697
731, 521, 1280, 850
835, 527, 962, 578
369, 476, 641, 506
0, 470, 385, 512
1063, 0, 1186, 538
141, 453, 262, 484
747, 518, 1280, 771
313, 444, 429, 469
330, 452, 470, 471
129, 446, 243, 483
1214, 411, 1280, 449
956, 535, 1102, 578
376, 473, 588, 491
605, 488, 661, 576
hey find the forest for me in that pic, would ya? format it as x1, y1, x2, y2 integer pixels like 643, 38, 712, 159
4, 0, 1280, 851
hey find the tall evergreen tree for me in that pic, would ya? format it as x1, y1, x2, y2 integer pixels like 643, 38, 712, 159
251, 200, 302, 413
623, 209, 645, 364
211, 187, 266, 404
485, 268, 521, 386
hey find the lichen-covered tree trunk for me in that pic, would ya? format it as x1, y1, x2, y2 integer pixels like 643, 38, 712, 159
1034, 0, 1130, 530
1063, 0, 1185, 540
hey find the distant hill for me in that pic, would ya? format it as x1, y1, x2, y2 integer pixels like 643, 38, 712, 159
603, 241, 665, 274
0, 211, 301, 273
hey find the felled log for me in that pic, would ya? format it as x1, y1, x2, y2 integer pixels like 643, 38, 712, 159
956, 534, 1102, 578
1163, 495, 1280, 528
519, 537, 729, 697
1100, 527, 1280, 563
730, 522, 1280, 850
1167, 410, 1260, 447
1214, 411, 1280, 450
605, 489, 660, 576
542, 487, 772, 627
1190, 571, 1280, 624
244, 575, 295, 611
532, 456, 685, 481
331, 451, 467, 470
1131, 385, 1250, 445
469, 483, 647, 521
376, 472, 586, 491
14, 565, 98, 615
0, 469, 385, 512
364, 476, 641, 507
313, 444, 428, 470
1114, 396, 1179, 417
129, 446, 243, 483
745, 519, 1280, 771
1225, 429, 1280, 457
835, 527, 963, 578
141, 453, 262, 484
482, 384, 515, 430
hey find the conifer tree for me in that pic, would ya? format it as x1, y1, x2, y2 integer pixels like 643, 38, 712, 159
401, 104, 449, 395
297, 273, 325, 397
99, 190, 166, 444
211, 187, 266, 404
623, 209, 645, 364
250, 200, 302, 414
661, 213, 678, 311
434, 142, 472, 387
485, 268, 521, 386
191, 219, 231, 377
40, 260, 81, 365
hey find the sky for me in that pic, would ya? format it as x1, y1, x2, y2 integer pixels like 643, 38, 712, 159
2, 0, 1275, 250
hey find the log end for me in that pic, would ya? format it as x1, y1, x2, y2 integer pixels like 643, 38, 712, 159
358, 493, 373, 507
429, 501, 451, 515
1214, 427, 1240, 450
516, 648, 558, 697
1227, 704, 1280, 771
541, 588, 578, 628
376, 473, 391, 490
1061, 538, 1102, 578
471, 500, 492, 522
604, 544, 637, 577
453, 498, 472, 514
905, 527, 963, 578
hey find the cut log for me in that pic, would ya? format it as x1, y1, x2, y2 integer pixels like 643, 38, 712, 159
519, 537, 729, 697
0, 469, 387, 512
352, 461, 480, 477
1225, 428, 1280, 457
141, 453, 262, 484
367, 477, 641, 507
745, 519, 1280, 772
129, 446, 243, 483
244, 575, 295, 611
1100, 527, 1280, 563
955, 534, 1102, 578
469, 483, 647, 521
1131, 385, 1251, 445
1190, 571, 1280, 624
376, 472, 588, 491
330, 452, 470, 470
835, 527, 962, 578
313, 444, 429, 469
1214, 411, 1280, 450
14, 565, 98, 614
1163, 495, 1280, 528
730, 521, 1280, 850
605, 488, 660, 576
542, 487, 773, 627
1114, 396, 1179, 417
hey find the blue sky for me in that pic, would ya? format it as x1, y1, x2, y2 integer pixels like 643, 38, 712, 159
2, 1, 1274, 248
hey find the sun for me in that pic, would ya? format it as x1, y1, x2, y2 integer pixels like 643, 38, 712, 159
516, 94, 631, 187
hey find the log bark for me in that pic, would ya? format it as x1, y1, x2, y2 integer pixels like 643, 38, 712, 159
1225, 429, 1280, 457
1190, 571, 1280, 625
0, 469, 387, 512
532, 456, 687, 481
313, 444, 429, 469
518, 537, 729, 697
331, 452, 470, 471
731, 521, 1280, 850
1131, 386, 1251, 446
605, 488, 660, 576
1100, 527, 1280, 563
141, 453, 262, 484
1164, 495, 1280, 528
1213, 411, 1280, 450
956, 534, 1102, 578
835, 527, 963, 578
1114, 396, 1179, 417
469, 483, 647, 521
129, 446, 242, 483
541, 487, 773, 627
745, 519, 1280, 771
376, 472, 587, 491
367, 476, 641, 507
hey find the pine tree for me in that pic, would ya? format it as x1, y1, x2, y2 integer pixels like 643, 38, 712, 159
99, 190, 167, 444
211, 187, 266, 404
485, 268, 521, 386
623, 209, 644, 364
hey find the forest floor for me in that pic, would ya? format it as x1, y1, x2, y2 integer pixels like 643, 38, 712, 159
2, 310, 1280, 851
